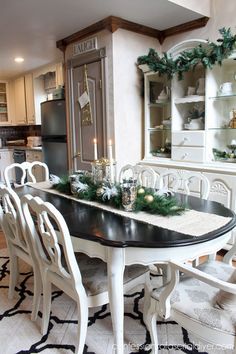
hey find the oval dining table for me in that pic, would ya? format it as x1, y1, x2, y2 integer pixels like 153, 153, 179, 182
17, 185, 236, 354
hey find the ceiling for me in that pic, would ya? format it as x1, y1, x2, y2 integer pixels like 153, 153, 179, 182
0, 0, 207, 80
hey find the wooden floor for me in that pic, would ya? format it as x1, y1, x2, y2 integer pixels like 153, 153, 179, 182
0, 231, 6, 249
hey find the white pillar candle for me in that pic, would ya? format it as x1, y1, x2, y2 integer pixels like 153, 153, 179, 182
93, 138, 98, 161
108, 139, 114, 183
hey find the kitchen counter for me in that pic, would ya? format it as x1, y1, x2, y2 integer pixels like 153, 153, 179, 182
1, 146, 42, 151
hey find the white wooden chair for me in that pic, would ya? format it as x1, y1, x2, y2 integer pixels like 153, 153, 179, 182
119, 164, 157, 188
157, 169, 210, 199
118, 164, 137, 183
4, 161, 49, 188
21, 194, 148, 354
154, 170, 211, 278
0, 185, 41, 320
144, 241, 236, 353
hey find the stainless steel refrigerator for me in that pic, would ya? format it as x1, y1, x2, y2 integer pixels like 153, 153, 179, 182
41, 99, 68, 176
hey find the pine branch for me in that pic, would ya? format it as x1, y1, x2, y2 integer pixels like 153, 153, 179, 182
137, 27, 236, 79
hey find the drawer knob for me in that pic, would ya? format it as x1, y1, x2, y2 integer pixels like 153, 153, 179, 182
183, 137, 189, 142
182, 153, 188, 159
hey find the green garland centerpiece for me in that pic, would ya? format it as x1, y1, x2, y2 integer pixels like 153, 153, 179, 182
53, 174, 185, 216
137, 28, 236, 79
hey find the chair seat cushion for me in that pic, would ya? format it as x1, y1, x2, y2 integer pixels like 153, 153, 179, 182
152, 260, 236, 336
75, 252, 148, 296
215, 269, 236, 311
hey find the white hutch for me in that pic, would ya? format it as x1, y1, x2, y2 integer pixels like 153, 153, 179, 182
141, 40, 236, 250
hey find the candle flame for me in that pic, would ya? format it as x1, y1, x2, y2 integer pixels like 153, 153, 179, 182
108, 139, 112, 145
93, 138, 97, 144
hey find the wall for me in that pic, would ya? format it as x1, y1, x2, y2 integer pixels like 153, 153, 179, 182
112, 29, 160, 172
0, 125, 41, 146
168, 0, 211, 16
162, 0, 235, 51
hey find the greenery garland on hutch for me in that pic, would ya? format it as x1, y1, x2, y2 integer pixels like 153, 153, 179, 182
138, 28, 236, 252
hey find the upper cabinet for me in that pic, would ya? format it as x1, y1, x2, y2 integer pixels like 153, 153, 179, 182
14, 76, 27, 124
7, 62, 64, 126
0, 81, 11, 125
25, 73, 36, 124
142, 40, 236, 167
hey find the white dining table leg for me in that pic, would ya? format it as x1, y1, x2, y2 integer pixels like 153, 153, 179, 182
107, 247, 125, 354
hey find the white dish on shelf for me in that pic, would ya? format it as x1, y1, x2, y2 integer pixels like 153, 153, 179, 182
155, 99, 169, 104
174, 95, 205, 104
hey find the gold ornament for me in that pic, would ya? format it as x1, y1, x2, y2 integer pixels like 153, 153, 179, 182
96, 187, 104, 197
144, 194, 154, 203
137, 187, 145, 195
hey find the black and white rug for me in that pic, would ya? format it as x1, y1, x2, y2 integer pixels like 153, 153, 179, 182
0, 248, 232, 354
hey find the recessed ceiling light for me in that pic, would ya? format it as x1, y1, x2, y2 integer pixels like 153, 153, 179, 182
14, 57, 24, 63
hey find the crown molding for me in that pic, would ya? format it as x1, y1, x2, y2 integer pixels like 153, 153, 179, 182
160, 16, 209, 44
56, 15, 209, 51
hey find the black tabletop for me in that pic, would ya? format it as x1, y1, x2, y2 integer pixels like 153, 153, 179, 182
17, 186, 236, 248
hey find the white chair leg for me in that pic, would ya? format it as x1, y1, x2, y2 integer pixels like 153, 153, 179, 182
31, 267, 42, 321
8, 253, 19, 299
144, 298, 159, 354
41, 277, 52, 335
143, 278, 152, 325
162, 263, 171, 285
75, 295, 88, 354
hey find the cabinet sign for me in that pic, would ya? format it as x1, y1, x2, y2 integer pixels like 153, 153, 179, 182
73, 37, 97, 56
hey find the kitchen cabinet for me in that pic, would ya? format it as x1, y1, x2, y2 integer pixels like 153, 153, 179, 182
14, 74, 40, 125
0, 149, 14, 182
25, 150, 44, 181
12, 62, 64, 126
14, 76, 27, 124
25, 73, 37, 124
0, 81, 11, 125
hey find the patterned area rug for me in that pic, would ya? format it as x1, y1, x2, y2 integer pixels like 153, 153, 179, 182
0, 248, 233, 354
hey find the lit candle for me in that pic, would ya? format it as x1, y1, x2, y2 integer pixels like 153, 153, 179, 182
108, 139, 113, 161
93, 138, 98, 161
108, 139, 114, 183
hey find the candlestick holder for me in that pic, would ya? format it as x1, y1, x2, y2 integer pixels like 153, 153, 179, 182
91, 157, 116, 184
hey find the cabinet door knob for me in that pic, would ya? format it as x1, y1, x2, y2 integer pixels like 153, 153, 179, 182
73, 152, 81, 158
